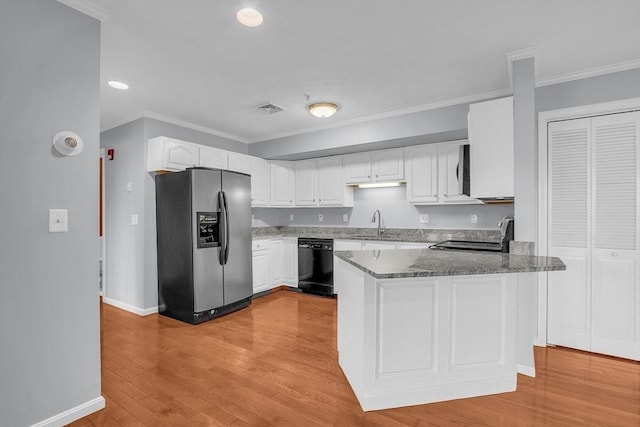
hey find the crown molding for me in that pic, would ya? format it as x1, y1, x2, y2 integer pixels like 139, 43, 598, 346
536, 58, 640, 88
57, 0, 111, 21
248, 88, 513, 143
142, 111, 249, 143
506, 46, 541, 88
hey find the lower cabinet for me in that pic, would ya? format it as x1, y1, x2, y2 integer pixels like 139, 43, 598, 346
252, 240, 270, 294
252, 238, 298, 295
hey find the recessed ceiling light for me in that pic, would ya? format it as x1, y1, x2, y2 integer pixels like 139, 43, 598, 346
308, 102, 339, 118
357, 182, 404, 189
236, 8, 263, 27
108, 80, 129, 90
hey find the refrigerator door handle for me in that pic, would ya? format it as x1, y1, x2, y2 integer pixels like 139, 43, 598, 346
220, 190, 230, 265
217, 191, 227, 265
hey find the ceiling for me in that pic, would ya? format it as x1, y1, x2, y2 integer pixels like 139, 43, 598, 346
77, 0, 640, 143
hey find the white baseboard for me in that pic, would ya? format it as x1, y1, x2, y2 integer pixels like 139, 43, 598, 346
103, 297, 158, 316
30, 396, 105, 427
517, 364, 536, 378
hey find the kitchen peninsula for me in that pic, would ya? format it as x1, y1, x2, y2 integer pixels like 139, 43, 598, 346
333, 248, 565, 411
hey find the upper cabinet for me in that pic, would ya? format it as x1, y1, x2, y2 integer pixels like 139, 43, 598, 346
228, 152, 252, 175
406, 141, 478, 205
468, 96, 514, 200
270, 161, 295, 207
249, 156, 269, 207
295, 157, 353, 207
148, 136, 199, 171
199, 146, 228, 169
344, 148, 404, 184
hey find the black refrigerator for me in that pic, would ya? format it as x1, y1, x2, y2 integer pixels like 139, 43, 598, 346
155, 167, 252, 324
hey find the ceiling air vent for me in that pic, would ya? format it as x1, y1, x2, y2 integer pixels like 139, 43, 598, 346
257, 103, 285, 114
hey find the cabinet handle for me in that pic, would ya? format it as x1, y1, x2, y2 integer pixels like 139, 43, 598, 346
313, 199, 315, 202
375, 174, 379, 177
367, 175, 371, 178
319, 199, 322, 202
612, 252, 619, 257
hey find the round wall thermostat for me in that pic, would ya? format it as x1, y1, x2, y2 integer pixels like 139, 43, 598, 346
52, 131, 84, 156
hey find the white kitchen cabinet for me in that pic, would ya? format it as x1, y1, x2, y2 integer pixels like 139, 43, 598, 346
468, 96, 514, 200
199, 146, 228, 169
228, 152, 251, 174
406, 142, 478, 205
344, 148, 404, 184
334, 240, 362, 251
252, 240, 270, 294
362, 241, 397, 250
270, 161, 295, 206
283, 238, 298, 286
372, 149, 404, 181
405, 144, 439, 203
343, 153, 372, 184
250, 156, 270, 207
269, 239, 283, 285
295, 157, 353, 207
295, 159, 317, 206
547, 111, 640, 361
147, 136, 199, 171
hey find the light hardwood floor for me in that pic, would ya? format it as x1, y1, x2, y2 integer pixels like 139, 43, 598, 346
70, 290, 639, 426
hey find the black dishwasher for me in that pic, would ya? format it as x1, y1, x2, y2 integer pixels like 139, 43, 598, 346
297, 238, 335, 297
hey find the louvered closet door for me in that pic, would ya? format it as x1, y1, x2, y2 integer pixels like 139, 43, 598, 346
590, 111, 640, 360
547, 118, 592, 351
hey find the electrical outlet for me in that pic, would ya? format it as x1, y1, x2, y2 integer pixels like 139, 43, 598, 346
251, 214, 255, 221
48, 209, 68, 233
342, 213, 349, 223
131, 214, 139, 226
289, 214, 294, 221
419, 214, 429, 223
318, 214, 323, 222
126, 182, 133, 192
470, 214, 478, 224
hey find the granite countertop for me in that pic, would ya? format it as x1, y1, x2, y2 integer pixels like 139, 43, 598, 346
252, 226, 501, 244
334, 248, 566, 279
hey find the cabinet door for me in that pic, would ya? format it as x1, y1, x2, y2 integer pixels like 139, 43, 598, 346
199, 146, 228, 169
317, 157, 346, 206
164, 139, 198, 170
228, 152, 251, 174
283, 239, 299, 286
344, 153, 372, 184
269, 240, 283, 285
469, 96, 514, 199
295, 160, 317, 206
590, 112, 639, 360
250, 156, 269, 206
406, 145, 439, 204
252, 249, 270, 294
547, 118, 592, 351
372, 149, 404, 181
438, 141, 473, 203
270, 161, 295, 206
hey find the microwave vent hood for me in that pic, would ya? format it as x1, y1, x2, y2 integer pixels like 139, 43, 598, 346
477, 196, 514, 204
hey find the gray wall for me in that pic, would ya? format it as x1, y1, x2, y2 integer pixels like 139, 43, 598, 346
101, 118, 247, 312
253, 186, 513, 230
0, 1, 102, 425
249, 104, 470, 160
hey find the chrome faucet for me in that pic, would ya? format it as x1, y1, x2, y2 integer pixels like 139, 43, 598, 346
371, 209, 383, 236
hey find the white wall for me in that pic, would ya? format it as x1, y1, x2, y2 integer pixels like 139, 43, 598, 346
253, 186, 513, 230
0, 1, 103, 425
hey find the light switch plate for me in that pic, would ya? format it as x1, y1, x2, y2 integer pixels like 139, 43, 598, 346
470, 214, 478, 224
126, 182, 133, 192
318, 214, 323, 222
49, 209, 68, 233
419, 214, 429, 223
342, 213, 349, 223
289, 214, 294, 221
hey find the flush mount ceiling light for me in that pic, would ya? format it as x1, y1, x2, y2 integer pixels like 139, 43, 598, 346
308, 102, 338, 119
236, 8, 263, 27
108, 80, 129, 90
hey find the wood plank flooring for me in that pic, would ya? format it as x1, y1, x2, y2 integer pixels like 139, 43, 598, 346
70, 290, 639, 426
